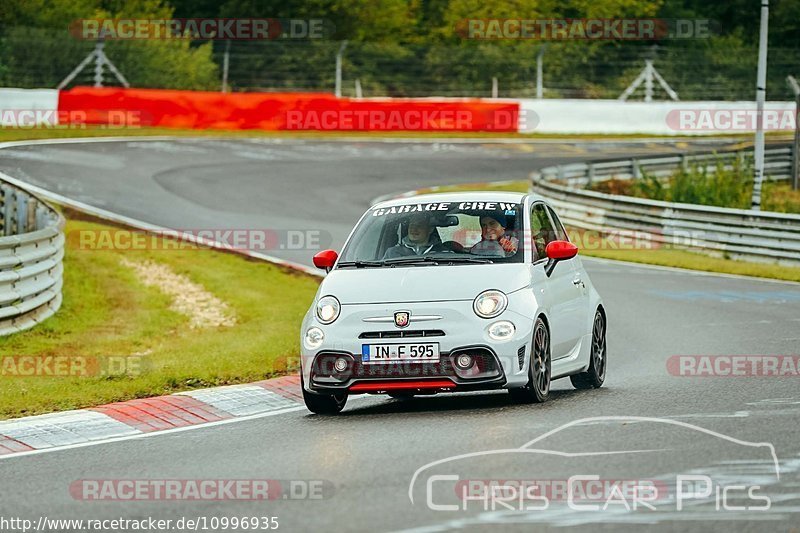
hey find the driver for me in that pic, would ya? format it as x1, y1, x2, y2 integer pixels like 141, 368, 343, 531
384, 214, 442, 259
469, 212, 519, 257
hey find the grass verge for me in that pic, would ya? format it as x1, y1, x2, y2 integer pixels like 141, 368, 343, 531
0, 126, 787, 144
0, 212, 320, 420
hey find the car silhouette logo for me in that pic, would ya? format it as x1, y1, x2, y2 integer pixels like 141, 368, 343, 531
394, 311, 410, 328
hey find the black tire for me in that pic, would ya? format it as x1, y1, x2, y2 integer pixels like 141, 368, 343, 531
302, 376, 347, 414
570, 309, 607, 390
509, 317, 551, 403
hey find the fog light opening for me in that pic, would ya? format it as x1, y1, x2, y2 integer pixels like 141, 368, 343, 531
334, 357, 349, 373
455, 354, 474, 370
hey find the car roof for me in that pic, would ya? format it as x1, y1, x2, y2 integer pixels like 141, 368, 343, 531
374, 191, 537, 209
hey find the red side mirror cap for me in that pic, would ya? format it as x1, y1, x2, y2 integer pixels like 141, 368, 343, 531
313, 249, 339, 270
545, 240, 578, 261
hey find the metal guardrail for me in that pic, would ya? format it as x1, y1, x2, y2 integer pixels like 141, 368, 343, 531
0, 181, 65, 335
531, 145, 800, 266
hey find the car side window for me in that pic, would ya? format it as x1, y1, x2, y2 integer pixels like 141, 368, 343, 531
546, 206, 568, 241
530, 203, 557, 261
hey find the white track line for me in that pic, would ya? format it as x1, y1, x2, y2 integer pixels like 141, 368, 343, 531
0, 405, 306, 461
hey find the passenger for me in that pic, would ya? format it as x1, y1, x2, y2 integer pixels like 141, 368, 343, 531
384, 214, 442, 259
470, 212, 519, 257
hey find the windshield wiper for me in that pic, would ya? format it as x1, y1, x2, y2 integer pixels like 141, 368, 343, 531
435, 257, 493, 264
339, 256, 494, 269
336, 260, 386, 268
381, 256, 441, 266
383, 256, 493, 266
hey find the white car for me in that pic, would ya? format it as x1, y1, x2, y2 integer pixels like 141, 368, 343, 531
300, 192, 606, 414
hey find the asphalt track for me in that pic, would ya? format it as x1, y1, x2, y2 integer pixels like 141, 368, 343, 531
0, 138, 799, 532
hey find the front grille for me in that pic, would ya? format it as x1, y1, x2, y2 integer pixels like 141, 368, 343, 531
518, 345, 527, 370
358, 329, 445, 339
310, 347, 505, 388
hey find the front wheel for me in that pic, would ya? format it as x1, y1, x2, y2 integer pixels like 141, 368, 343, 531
302, 376, 347, 414
509, 317, 551, 404
570, 309, 607, 389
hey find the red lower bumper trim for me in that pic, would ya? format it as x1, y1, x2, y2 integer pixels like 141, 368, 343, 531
348, 379, 456, 393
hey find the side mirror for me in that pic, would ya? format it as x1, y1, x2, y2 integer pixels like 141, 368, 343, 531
313, 249, 339, 272
544, 240, 578, 277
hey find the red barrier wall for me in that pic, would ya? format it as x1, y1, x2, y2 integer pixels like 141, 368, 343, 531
58, 87, 519, 132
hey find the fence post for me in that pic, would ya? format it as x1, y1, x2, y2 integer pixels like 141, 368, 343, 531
787, 75, 800, 190
221, 40, 231, 93
335, 41, 348, 98
536, 46, 545, 99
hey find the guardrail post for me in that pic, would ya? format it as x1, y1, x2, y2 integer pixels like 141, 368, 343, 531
681, 154, 689, 171
586, 163, 595, 187
17, 194, 28, 234
557, 166, 565, 181
27, 198, 37, 232
632, 158, 641, 179
3, 187, 15, 236
0, 186, 5, 235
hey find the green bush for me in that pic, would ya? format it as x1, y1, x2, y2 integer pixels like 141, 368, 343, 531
607, 154, 800, 214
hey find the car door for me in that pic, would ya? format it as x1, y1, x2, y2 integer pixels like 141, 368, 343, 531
547, 204, 590, 349
530, 202, 586, 360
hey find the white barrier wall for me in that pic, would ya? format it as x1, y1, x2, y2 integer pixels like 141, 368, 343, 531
518, 99, 797, 135
0, 88, 60, 127
0, 88, 796, 134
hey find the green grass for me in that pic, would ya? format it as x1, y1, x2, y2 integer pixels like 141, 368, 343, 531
591, 155, 800, 215
575, 247, 800, 282
413, 180, 531, 194
0, 126, 788, 144
0, 213, 320, 420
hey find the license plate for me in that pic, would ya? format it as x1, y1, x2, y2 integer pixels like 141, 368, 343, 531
361, 343, 440, 364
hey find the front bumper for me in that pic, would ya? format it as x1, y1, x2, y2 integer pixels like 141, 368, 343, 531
309, 345, 508, 393
300, 298, 536, 394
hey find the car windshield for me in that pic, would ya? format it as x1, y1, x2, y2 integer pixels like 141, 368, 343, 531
338, 200, 525, 267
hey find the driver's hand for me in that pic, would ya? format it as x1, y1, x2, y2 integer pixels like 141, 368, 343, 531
499, 236, 519, 253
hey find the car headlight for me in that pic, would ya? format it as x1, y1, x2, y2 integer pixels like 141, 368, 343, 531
315, 296, 340, 324
304, 327, 325, 350
488, 320, 515, 341
473, 290, 508, 319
